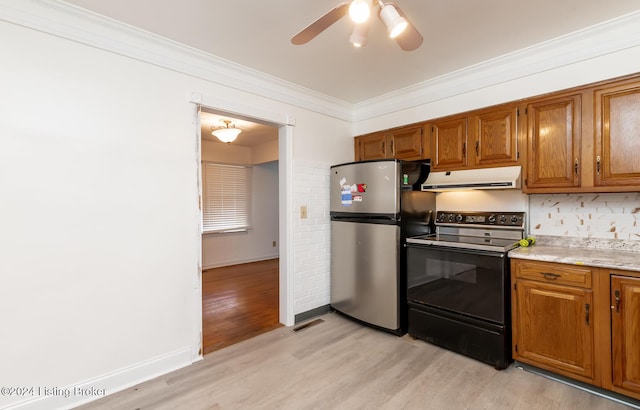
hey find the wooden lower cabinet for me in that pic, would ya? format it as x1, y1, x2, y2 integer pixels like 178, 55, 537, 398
511, 260, 595, 383
610, 274, 640, 397
512, 260, 640, 401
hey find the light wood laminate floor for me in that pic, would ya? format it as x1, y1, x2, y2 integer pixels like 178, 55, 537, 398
80, 313, 635, 410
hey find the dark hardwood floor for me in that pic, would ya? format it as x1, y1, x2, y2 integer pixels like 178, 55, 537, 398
202, 258, 281, 355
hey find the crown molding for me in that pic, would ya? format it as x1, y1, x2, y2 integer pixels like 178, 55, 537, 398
3, 1, 640, 126
0, 0, 354, 122
353, 10, 640, 122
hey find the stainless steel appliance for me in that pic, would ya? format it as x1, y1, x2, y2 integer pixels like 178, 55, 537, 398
406, 211, 526, 369
330, 159, 435, 335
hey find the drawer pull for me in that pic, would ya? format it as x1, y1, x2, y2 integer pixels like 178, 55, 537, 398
585, 303, 590, 325
541, 272, 561, 280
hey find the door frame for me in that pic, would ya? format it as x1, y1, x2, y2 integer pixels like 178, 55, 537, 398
190, 92, 296, 342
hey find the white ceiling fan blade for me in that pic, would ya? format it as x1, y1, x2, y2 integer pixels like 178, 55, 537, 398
291, 2, 350, 45
389, 2, 423, 51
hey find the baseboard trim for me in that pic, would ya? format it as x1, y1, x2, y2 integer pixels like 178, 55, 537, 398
202, 255, 279, 270
5, 348, 193, 410
514, 361, 640, 409
295, 305, 331, 324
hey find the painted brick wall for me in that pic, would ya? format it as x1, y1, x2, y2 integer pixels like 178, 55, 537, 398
293, 160, 331, 314
529, 193, 640, 241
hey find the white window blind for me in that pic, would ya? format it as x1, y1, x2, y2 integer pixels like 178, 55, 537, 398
202, 162, 251, 233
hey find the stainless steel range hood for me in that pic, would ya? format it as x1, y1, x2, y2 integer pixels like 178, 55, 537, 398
421, 165, 521, 191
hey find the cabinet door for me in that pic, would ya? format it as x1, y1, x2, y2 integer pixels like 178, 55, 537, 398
594, 82, 640, 187
611, 275, 640, 394
526, 95, 581, 189
431, 117, 467, 169
514, 279, 594, 381
355, 132, 387, 161
389, 126, 422, 160
473, 106, 519, 166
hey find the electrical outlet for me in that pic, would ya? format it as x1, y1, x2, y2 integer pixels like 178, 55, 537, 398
300, 205, 307, 219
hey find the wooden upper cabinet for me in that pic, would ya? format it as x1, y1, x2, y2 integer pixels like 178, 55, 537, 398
388, 125, 422, 160
594, 80, 640, 187
611, 275, 640, 396
431, 116, 468, 170
354, 126, 423, 161
525, 94, 582, 190
472, 106, 519, 167
354, 132, 387, 161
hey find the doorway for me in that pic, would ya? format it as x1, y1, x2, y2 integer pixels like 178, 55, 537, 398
202, 258, 280, 354
199, 108, 283, 353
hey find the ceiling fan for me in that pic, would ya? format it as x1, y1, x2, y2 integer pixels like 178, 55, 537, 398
291, 0, 423, 51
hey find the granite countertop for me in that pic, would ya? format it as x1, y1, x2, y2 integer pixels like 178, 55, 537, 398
508, 235, 640, 273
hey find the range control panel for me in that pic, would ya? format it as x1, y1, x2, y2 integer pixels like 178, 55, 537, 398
435, 211, 525, 228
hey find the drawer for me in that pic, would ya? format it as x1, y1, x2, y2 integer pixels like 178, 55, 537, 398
513, 259, 592, 288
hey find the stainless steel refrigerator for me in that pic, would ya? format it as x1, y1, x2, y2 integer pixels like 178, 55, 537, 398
330, 159, 435, 334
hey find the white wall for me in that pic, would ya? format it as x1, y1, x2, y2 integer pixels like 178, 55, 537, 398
0, 12, 351, 410
200, 139, 280, 268
201, 159, 280, 269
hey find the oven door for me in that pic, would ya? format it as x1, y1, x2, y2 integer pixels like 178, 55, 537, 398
406, 243, 509, 324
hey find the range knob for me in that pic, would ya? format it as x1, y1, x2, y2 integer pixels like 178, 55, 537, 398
499, 214, 507, 223
456, 214, 464, 223
511, 215, 520, 223
448, 214, 455, 222
487, 214, 496, 223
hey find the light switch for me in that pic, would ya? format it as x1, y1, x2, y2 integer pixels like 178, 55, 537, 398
300, 206, 307, 219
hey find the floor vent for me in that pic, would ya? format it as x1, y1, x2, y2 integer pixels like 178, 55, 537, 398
291, 318, 325, 333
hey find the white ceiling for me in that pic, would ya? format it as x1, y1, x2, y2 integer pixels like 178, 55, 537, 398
64, 0, 640, 145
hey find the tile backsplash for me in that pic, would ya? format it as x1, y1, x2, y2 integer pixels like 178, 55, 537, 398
529, 193, 640, 241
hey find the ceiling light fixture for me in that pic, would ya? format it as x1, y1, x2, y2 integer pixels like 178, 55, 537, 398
291, 0, 422, 51
348, 0, 371, 24
378, 1, 408, 38
211, 120, 241, 143
349, 20, 370, 47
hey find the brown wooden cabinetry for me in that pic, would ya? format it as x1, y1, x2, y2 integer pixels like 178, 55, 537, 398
473, 105, 519, 167
511, 259, 595, 383
354, 126, 423, 161
511, 260, 640, 401
610, 274, 640, 397
388, 125, 423, 160
431, 116, 468, 169
525, 94, 582, 190
354, 132, 387, 161
354, 72, 640, 192
430, 104, 521, 171
594, 79, 640, 188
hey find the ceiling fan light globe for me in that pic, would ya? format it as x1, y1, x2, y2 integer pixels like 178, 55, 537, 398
389, 19, 407, 38
349, 0, 371, 23
212, 128, 241, 143
349, 21, 369, 47
380, 4, 408, 38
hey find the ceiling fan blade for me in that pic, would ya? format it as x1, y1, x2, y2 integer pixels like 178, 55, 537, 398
389, 3, 423, 51
291, 2, 350, 45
